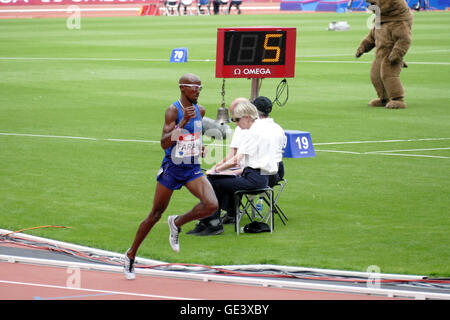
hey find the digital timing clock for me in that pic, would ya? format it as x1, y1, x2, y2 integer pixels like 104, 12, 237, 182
216, 27, 296, 79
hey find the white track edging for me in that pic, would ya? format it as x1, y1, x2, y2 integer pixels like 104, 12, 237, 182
1, 229, 449, 300
1, 254, 449, 300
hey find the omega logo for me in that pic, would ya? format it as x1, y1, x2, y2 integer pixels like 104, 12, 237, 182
233, 68, 272, 76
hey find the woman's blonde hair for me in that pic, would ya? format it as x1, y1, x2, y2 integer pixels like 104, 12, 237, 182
232, 100, 259, 120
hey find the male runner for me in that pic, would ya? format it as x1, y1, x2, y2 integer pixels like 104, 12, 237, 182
123, 73, 218, 280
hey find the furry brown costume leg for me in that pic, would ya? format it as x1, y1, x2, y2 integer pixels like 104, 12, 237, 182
355, 0, 413, 109
370, 48, 389, 107
382, 20, 413, 109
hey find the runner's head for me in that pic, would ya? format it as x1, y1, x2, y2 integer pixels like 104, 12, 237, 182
179, 73, 202, 104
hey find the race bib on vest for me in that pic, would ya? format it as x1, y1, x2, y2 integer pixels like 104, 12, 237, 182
175, 131, 201, 158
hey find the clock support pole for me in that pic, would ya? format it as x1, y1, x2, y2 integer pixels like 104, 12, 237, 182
250, 78, 261, 100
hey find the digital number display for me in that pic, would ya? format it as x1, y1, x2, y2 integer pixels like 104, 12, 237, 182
216, 27, 296, 79
223, 31, 286, 66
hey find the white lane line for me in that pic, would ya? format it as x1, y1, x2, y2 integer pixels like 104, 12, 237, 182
296, 60, 450, 65
0, 57, 449, 65
296, 49, 450, 58
315, 138, 450, 146
367, 147, 450, 153
2, 132, 450, 154
105, 138, 159, 143
316, 147, 450, 159
0, 57, 208, 63
369, 147, 450, 159
0, 132, 98, 141
368, 152, 449, 159
3, 132, 449, 146
315, 149, 362, 155
0, 279, 196, 300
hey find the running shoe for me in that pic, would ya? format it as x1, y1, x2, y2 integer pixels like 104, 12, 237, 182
168, 215, 180, 253
123, 250, 135, 280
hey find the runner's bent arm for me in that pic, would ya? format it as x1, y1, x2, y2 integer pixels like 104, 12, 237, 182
160, 104, 205, 150
160, 105, 184, 150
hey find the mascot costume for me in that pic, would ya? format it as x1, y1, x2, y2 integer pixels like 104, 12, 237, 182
356, 0, 413, 109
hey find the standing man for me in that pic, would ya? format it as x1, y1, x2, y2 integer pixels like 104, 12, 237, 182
123, 73, 218, 280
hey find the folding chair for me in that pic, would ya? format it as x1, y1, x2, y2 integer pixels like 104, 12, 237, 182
271, 178, 288, 225
234, 187, 273, 235
164, 0, 179, 16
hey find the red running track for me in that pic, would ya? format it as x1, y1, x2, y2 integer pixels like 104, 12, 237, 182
0, 261, 395, 300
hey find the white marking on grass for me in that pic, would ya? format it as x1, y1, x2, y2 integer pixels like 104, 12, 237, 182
296, 60, 450, 65
0, 57, 449, 65
106, 138, 159, 144
367, 147, 450, 153
297, 49, 450, 58
2, 132, 449, 147
0, 132, 98, 141
0, 57, 211, 63
315, 149, 362, 155
367, 152, 449, 159
0, 132, 158, 144
366, 147, 450, 159
2, 132, 449, 158
316, 147, 450, 159
297, 53, 354, 58
315, 138, 450, 146
0, 57, 168, 62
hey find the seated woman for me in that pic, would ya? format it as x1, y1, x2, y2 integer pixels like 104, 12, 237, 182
187, 100, 280, 235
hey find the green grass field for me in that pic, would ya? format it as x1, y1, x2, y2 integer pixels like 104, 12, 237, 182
0, 11, 449, 277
